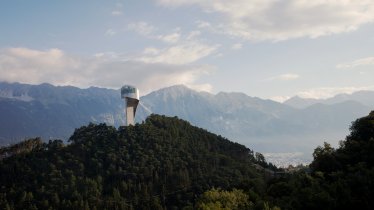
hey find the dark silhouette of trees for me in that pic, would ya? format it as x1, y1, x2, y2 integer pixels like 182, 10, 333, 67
2, 111, 374, 210
0, 114, 269, 209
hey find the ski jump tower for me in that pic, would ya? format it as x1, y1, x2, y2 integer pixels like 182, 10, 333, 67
121, 85, 139, 126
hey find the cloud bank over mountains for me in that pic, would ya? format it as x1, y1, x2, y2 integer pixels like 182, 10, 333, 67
1, 46, 373, 100
0, 0, 373, 100
0, 47, 213, 94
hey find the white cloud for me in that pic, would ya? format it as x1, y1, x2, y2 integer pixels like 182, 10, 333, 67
336, 56, 374, 69
105, 29, 116, 36
279, 74, 300, 80
127, 21, 156, 36
92, 60, 214, 94
0, 48, 214, 94
142, 47, 160, 55
127, 22, 182, 44
196, 20, 211, 29
231, 43, 242, 50
126, 21, 218, 64
297, 86, 374, 99
93, 52, 119, 59
111, 10, 123, 16
270, 96, 291, 103
159, 0, 374, 41
0, 48, 81, 86
187, 30, 201, 40
157, 32, 181, 43
137, 42, 218, 65
266, 73, 300, 81
111, 2, 123, 16
187, 83, 213, 92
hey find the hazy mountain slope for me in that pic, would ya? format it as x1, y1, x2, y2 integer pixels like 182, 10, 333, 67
282, 100, 370, 132
275, 101, 371, 153
138, 86, 371, 154
284, 90, 374, 109
325, 91, 374, 107
138, 85, 297, 140
0, 82, 124, 144
283, 96, 320, 109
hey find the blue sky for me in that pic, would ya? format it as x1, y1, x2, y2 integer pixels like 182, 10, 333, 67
1, 0, 374, 101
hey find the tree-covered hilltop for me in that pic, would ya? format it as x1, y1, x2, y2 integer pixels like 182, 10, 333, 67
2, 111, 374, 210
0, 114, 276, 210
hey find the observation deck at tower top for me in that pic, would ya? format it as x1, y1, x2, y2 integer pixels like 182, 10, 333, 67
121, 85, 139, 100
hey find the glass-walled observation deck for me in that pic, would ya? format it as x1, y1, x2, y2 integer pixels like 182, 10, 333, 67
121, 85, 139, 100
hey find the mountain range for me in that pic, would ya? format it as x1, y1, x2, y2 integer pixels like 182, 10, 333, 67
284, 91, 374, 109
0, 82, 372, 164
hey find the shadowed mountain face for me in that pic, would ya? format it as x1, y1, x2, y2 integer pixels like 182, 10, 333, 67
0, 82, 372, 162
0, 82, 124, 144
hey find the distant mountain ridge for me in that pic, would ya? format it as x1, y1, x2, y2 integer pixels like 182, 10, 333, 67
0, 82, 372, 164
284, 90, 374, 109
0, 82, 124, 143
138, 85, 296, 139
138, 85, 371, 155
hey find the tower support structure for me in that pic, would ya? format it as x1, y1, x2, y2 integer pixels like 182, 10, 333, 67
121, 85, 139, 126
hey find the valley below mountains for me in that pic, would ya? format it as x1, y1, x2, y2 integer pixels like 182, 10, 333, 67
0, 82, 372, 165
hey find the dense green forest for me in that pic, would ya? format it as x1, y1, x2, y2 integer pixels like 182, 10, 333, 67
1, 112, 374, 209
0, 115, 276, 209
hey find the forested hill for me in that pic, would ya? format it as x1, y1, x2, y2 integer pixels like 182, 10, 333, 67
1, 112, 374, 209
0, 114, 275, 210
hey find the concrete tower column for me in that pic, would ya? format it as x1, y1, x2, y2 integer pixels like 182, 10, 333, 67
121, 85, 139, 126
